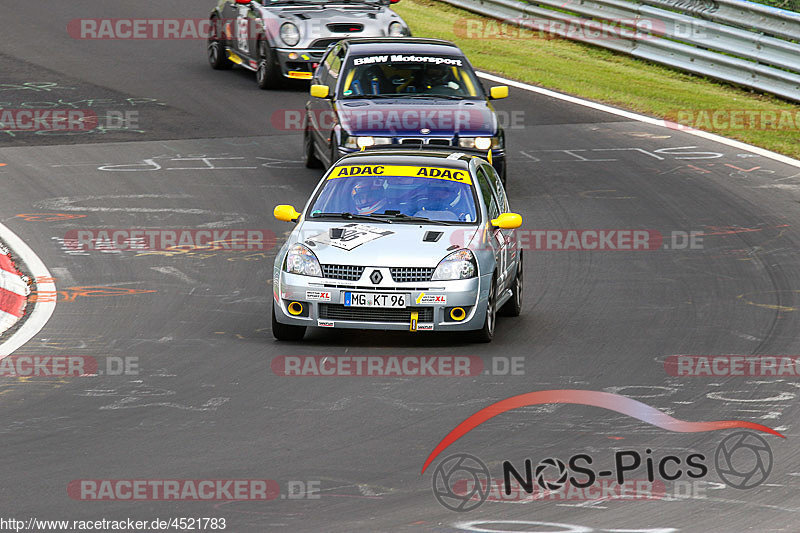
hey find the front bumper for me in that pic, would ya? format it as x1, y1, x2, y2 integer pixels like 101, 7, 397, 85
274, 269, 490, 331
275, 48, 325, 79
340, 143, 506, 175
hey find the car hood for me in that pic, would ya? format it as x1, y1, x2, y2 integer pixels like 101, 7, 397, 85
337, 99, 497, 137
267, 4, 392, 26
291, 220, 480, 268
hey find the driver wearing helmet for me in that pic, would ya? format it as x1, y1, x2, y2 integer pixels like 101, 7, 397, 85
416, 183, 463, 220
423, 64, 460, 95
351, 179, 388, 215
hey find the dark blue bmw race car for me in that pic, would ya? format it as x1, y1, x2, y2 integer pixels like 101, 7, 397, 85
303, 38, 509, 182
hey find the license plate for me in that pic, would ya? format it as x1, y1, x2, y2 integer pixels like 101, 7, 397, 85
344, 292, 407, 308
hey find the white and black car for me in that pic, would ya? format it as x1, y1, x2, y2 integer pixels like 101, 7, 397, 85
207, 0, 410, 89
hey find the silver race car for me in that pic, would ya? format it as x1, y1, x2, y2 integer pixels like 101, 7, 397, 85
207, 0, 410, 89
271, 150, 523, 342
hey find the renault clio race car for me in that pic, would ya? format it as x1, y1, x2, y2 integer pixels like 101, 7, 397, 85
271, 150, 523, 342
304, 38, 509, 182
207, 0, 410, 89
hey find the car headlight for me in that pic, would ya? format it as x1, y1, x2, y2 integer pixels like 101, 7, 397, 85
458, 137, 501, 150
284, 244, 322, 277
343, 136, 393, 149
388, 22, 406, 37
432, 249, 477, 280
280, 22, 300, 46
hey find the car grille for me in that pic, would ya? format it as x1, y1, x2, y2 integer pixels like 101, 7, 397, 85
390, 267, 435, 283
310, 38, 340, 50
319, 304, 434, 323
327, 23, 364, 33
321, 264, 364, 281
399, 138, 452, 146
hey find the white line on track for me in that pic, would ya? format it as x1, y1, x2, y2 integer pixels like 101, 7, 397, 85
0, 222, 56, 357
477, 71, 800, 170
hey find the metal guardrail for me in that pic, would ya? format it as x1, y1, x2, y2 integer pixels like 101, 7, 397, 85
438, 0, 800, 101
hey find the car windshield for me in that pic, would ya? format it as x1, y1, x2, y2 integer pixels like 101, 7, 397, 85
340, 55, 483, 99
308, 168, 478, 223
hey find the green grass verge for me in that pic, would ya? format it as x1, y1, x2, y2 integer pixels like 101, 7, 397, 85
393, 0, 800, 159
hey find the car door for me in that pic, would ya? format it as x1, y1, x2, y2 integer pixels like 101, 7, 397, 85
219, 1, 239, 50
235, 2, 254, 59
475, 165, 508, 290
480, 163, 518, 292
310, 44, 345, 166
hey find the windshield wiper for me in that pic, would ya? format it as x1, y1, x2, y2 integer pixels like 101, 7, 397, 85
342, 94, 400, 99
310, 212, 393, 223
382, 213, 455, 225
399, 94, 466, 100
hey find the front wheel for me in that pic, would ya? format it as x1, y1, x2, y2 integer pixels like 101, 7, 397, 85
257, 40, 281, 90
272, 301, 306, 341
471, 276, 496, 343
304, 122, 323, 169
500, 252, 523, 317
207, 17, 232, 70
329, 144, 341, 169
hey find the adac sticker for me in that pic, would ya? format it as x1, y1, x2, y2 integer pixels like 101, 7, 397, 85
306, 290, 332, 302
416, 293, 447, 305
307, 223, 393, 251
329, 165, 472, 184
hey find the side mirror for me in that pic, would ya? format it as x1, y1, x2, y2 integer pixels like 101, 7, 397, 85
235, 0, 252, 4
489, 86, 509, 100
491, 212, 522, 229
390, 0, 401, 3
274, 205, 301, 222
310, 84, 330, 99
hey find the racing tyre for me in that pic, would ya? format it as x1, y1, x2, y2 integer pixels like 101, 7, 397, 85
208, 17, 232, 70
272, 301, 306, 341
329, 144, 341, 169
471, 275, 496, 343
304, 122, 324, 169
500, 252, 523, 317
257, 40, 281, 90
499, 164, 507, 185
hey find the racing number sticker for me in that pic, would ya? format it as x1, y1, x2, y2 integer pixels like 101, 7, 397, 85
329, 165, 472, 184
237, 9, 249, 54
307, 224, 394, 251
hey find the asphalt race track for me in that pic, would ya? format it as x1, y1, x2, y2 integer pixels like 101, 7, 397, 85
2, 1, 800, 531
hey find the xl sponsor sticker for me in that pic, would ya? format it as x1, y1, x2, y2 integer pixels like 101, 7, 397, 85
318, 319, 335, 327
417, 293, 447, 304
329, 165, 472, 184
306, 290, 332, 302
307, 223, 393, 251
